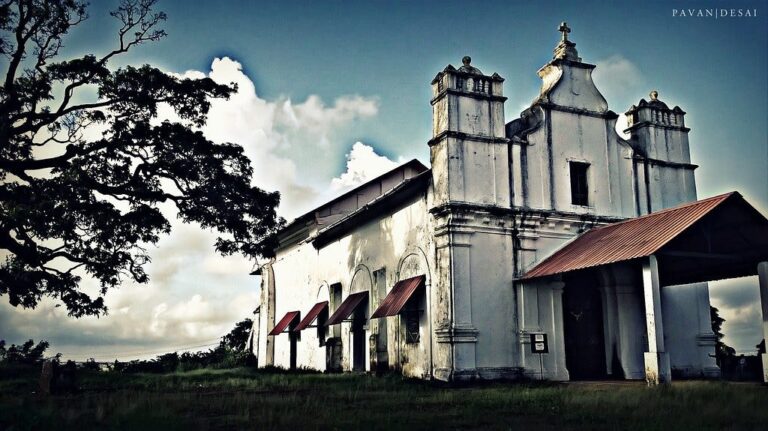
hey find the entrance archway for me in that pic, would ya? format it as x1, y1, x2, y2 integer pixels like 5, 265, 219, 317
352, 304, 367, 371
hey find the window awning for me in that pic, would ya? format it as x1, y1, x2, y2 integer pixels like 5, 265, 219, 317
268, 311, 300, 335
294, 301, 329, 331
371, 275, 426, 318
326, 292, 368, 325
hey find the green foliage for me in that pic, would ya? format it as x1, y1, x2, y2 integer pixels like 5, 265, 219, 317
107, 316, 256, 373
0, 338, 51, 365
82, 358, 100, 371
221, 318, 253, 351
710, 306, 736, 366
0, 0, 283, 318
109, 345, 252, 374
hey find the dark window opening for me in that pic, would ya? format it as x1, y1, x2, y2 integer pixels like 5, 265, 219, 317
403, 301, 421, 344
570, 162, 589, 206
456, 78, 464, 90
317, 307, 328, 347
330, 283, 342, 338
373, 268, 389, 371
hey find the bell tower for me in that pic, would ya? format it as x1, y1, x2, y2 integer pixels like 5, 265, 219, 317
429, 57, 515, 382
624, 90, 691, 166
624, 90, 697, 211
429, 56, 510, 208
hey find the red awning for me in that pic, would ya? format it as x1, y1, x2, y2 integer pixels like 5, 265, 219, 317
326, 292, 368, 325
294, 301, 329, 331
268, 311, 300, 335
371, 275, 425, 318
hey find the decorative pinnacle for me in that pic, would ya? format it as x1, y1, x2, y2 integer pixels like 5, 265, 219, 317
558, 21, 571, 42
650, 90, 659, 101
462, 56, 472, 66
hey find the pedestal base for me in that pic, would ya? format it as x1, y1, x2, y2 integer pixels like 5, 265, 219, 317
644, 352, 671, 385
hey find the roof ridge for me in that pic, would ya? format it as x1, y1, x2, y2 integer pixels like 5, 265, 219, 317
589, 191, 738, 232
281, 158, 428, 229
314, 169, 432, 238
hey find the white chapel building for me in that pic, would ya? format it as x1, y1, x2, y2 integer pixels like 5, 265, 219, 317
253, 23, 768, 384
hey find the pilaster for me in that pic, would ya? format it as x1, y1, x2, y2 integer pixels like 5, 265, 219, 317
433, 227, 479, 381
551, 281, 569, 380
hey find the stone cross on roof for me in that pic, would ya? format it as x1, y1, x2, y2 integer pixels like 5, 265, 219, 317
553, 21, 580, 62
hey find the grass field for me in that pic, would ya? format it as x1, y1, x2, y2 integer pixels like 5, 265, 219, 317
1, 367, 766, 430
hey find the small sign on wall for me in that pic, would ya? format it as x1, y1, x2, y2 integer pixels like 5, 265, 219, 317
530, 333, 548, 354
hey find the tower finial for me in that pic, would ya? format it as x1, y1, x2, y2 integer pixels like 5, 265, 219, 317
457, 56, 482, 75
553, 21, 580, 62
650, 90, 659, 101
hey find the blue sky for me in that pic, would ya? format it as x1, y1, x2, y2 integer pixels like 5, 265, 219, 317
1, 0, 766, 359
71, 0, 767, 200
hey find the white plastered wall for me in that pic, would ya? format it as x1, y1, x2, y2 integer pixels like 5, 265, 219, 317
263, 192, 438, 378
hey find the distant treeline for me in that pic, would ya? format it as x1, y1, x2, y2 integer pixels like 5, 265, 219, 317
107, 344, 255, 373
0, 318, 254, 374
0, 339, 53, 366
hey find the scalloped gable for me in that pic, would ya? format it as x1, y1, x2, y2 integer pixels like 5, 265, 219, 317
535, 59, 610, 113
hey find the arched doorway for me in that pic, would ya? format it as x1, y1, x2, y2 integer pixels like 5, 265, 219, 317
351, 303, 367, 371
563, 270, 607, 380
349, 265, 372, 372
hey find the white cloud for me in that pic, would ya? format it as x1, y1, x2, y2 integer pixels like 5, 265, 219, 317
593, 55, 646, 139
593, 55, 645, 98
330, 142, 401, 192
709, 277, 763, 353
0, 57, 386, 361
164, 57, 380, 219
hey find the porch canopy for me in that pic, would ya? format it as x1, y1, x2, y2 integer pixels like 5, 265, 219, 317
521, 191, 768, 384
326, 292, 368, 325
522, 192, 768, 286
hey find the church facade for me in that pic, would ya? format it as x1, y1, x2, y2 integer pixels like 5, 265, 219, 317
253, 24, 767, 383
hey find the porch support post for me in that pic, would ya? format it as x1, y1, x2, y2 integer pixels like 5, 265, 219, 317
642, 255, 671, 385
758, 261, 768, 383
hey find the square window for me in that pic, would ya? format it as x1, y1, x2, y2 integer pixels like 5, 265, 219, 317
569, 162, 589, 206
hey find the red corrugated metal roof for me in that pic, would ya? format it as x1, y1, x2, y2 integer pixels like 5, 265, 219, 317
326, 292, 368, 325
294, 301, 328, 331
371, 275, 425, 319
522, 192, 738, 280
268, 311, 300, 335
